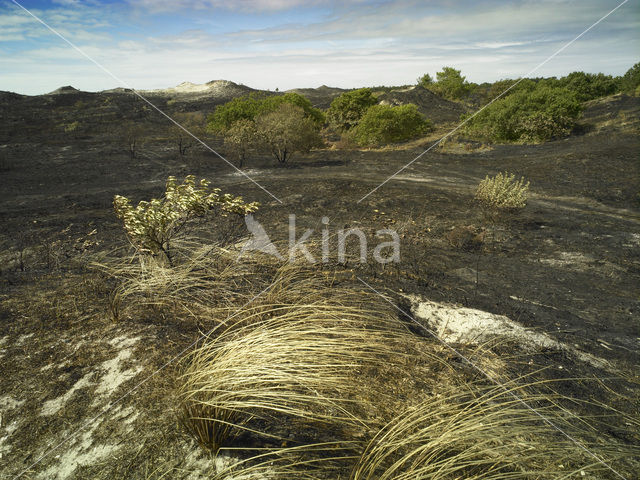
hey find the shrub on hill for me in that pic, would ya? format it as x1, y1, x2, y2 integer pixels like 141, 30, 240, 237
326, 88, 378, 131
619, 62, 640, 94
417, 73, 433, 89
557, 72, 619, 101
463, 83, 582, 143
431, 66, 473, 100
208, 92, 323, 133
353, 104, 431, 147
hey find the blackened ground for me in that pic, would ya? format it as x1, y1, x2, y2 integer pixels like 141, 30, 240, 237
0, 89, 638, 479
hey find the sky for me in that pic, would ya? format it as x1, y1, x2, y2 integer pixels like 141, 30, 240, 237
0, 0, 638, 95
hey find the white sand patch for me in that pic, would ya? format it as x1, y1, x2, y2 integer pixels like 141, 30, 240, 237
0, 419, 20, 459
93, 336, 143, 402
405, 295, 611, 371
538, 251, 594, 267
41, 372, 94, 416
37, 405, 140, 479
93, 348, 144, 400
227, 168, 264, 178
536, 251, 625, 276
623, 232, 640, 247
15, 333, 34, 346
108, 335, 140, 350
41, 335, 143, 415
38, 422, 115, 480
0, 396, 25, 410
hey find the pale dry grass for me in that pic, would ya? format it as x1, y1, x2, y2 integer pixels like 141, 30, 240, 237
99, 242, 637, 479
177, 266, 430, 453
350, 382, 636, 480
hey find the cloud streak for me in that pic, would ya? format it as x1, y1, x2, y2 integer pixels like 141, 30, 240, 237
1, 0, 637, 95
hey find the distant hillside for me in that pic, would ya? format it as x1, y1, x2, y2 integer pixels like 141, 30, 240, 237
286, 85, 348, 109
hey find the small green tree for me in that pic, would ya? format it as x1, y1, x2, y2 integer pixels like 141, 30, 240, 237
326, 88, 378, 131
223, 119, 256, 168
255, 103, 323, 163
353, 104, 431, 146
207, 95, 263, 133
113, 175, 258, 265
258, 92, 325, 126
208, 92, 324, 134
619, 62, 640, 94
432, 67, 472, 100
417, 73, 433, 89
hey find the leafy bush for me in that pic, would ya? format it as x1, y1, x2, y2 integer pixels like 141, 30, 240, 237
223, 118, 256, 168
353, 104, 431, 146
260, 92, 325, 125
207, 94, 262, 133
558, 71, 619, 101
431, 66, 472, 100
485, 78, 521, 101
417, 73, 433, 89
464, 83, 582, 142
619, 62, 640, 94
208, 92, 324, 133
475, 172, 529, 214
113, 175, 258, 264
326, 88, 378, 131
255, 103, 323, 163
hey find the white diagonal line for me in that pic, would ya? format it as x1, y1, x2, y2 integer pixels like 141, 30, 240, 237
357, 0, 629, 203
10, 0, 282, 204
356, 276, 628, 480
11, 282, 276, 479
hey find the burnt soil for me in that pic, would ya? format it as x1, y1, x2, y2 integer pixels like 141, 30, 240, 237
0, 86, 638, 478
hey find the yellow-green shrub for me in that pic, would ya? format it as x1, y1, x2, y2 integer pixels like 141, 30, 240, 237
475, 172, 530, 213
113, 175, 258, 264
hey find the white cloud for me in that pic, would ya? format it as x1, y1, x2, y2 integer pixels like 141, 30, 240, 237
0, 0, 637, 95
126, 0, 334, 13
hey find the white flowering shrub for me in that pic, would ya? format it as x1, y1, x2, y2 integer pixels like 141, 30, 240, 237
114, 175, 258, 264
475, 172, 530, 213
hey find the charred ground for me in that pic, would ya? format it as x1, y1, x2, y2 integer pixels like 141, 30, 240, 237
0, 82, 638, 478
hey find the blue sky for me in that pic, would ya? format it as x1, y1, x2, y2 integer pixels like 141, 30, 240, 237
1, 0, 638, 95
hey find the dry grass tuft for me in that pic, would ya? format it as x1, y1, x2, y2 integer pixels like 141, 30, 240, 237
177, 266, 424, 454
351, 382, 635, 480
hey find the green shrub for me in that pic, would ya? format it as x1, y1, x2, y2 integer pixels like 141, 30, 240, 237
619, 62, 640, 94
207, 94, 263, 133
208, 92, 324, 133
485, 78, 521, 101
475, 172, 530, 214
353, 104, 431, 147
558, 71, 619, 101
223, 118, 256, 168
417, 73, 433, 89
113, 175, 258, 264
326, 88, 378, 131
255, 103, 323, 163
464, 83, 582, 142
431, 66, 472, 100
259, 92, 325, 125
